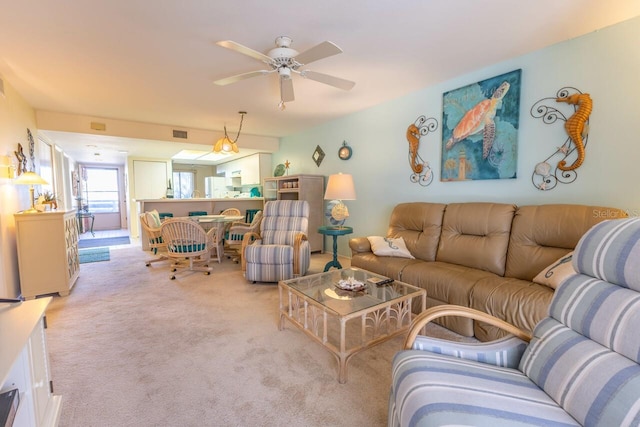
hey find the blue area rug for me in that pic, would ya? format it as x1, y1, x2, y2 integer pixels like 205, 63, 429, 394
79, 248, 110, 264
78, 236, 130, 249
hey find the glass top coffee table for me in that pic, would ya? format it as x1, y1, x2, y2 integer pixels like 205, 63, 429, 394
278, 268, 426, 383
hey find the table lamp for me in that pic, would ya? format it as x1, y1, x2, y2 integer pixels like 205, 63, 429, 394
324, 173, 356, 229
15, 171, 49, 213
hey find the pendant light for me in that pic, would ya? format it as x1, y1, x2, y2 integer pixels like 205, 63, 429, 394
213, 111, 246, 154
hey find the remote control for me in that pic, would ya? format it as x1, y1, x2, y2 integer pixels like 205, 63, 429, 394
366, 277, 394, 286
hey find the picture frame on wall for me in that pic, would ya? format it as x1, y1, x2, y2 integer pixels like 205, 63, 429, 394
312, 145, 325, 167
441, 69, 522, 181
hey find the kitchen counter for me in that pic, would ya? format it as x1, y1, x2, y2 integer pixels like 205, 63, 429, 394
136, 197, 263, 203
136, 197, 264, 218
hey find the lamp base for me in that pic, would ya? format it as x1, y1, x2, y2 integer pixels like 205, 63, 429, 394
23, 187, 39, 213
328, 200, 349, 227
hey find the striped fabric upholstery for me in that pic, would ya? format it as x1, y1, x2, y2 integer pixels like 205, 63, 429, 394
390, 351, 580, 426
244, 200, 311, 282
572, 217, 640, 289
390, 218, 640, 426
412, 334, 528, 369
520, 218, 640, 426
260, 201, 309, 245
168, 242, 206, 253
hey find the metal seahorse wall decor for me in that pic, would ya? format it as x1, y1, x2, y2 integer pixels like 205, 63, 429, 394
530, 87, 592, 191
556, 93, 592, 171
406, 115, 438, 186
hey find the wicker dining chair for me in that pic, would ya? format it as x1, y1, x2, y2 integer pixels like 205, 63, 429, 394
160, 217, 214, 280
220, 208, 242, 235
220, 207, 242, 256
225, 210, 263, 263
208, 224, 224, 264
139, 213, 169, 267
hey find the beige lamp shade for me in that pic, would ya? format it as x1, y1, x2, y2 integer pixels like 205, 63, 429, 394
324, 173, 356, 200
15, 171, 48, 186
15, 171, 49, 213
324, 173, 356, 228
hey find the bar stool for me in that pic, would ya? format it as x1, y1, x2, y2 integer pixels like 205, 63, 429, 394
159, 212, 173, 220
188, 211, 208, 216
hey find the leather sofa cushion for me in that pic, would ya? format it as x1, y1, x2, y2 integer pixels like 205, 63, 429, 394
387, 202, 446, 261
350, 251, 421, 281
470, 276, 554, 341
401, 261, 498, 337
425, 295, 474, 337
505, 204, 628, 281
436, 203, 516, 276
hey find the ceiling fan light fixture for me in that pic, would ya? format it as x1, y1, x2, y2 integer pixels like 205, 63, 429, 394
278, 100, 286, 111
278, 67, 291, 79
213, 111, 246, 153
214, 37, 355, 108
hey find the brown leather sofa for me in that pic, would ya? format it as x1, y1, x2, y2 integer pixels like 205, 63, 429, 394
349, 202, 627, 341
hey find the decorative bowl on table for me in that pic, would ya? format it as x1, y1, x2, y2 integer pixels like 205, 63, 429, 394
335, 277, 366, 292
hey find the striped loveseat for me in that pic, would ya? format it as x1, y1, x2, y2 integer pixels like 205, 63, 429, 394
389, 217, 640, 426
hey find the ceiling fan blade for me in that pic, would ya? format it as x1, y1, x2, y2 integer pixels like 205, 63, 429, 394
295, 41, 343, 65
216, 40, 273, 63
214, 70, 271, 86
300, 70, 355, 91
280, 76, 295, 102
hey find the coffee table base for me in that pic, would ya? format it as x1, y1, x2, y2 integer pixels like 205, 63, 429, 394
279, 283, 426, 383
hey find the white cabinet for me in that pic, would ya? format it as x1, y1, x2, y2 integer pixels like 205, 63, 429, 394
240, 153, 271, 186
0, 298, 62, 427
262, 174, 324, 252
15, 210, 80, 299
216, 153, 272, 187
132, 160, 169, 199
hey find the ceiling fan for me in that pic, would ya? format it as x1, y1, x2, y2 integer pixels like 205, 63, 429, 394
213, 36, 355, 109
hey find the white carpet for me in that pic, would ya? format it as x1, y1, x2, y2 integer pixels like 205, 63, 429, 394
45, 246, 471, 427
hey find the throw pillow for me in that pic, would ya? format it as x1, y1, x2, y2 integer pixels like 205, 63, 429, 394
368, 236, 415, 259
146, 210, 162, 228
533, 251, 575, 289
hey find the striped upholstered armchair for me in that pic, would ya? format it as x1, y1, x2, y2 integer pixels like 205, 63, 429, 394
389, 217, 640, 426
241, 200, 310, 283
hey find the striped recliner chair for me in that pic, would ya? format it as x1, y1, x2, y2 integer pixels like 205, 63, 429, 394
242, 200, 311, 283
390, 217, 640, 426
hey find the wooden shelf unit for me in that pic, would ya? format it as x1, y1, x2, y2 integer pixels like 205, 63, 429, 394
263, 174, 324, 252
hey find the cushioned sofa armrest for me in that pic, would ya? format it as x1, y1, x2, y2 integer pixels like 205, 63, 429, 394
404, 305, 531, 349
349, 236, 371, 254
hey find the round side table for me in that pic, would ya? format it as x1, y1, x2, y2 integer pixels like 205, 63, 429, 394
318, 226, 353, 271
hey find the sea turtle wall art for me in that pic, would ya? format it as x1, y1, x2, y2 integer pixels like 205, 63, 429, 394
441, 69, 522, 181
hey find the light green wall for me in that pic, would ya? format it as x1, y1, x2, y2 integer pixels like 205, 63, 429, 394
277, 17, 640, 257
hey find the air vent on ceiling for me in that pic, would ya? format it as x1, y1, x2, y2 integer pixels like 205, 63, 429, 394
173, 130, 188, 139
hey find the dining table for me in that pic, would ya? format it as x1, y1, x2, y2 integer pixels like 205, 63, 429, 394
194, 214, 245, 262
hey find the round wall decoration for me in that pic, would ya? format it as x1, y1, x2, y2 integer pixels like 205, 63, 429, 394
338, 141, 352, 160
